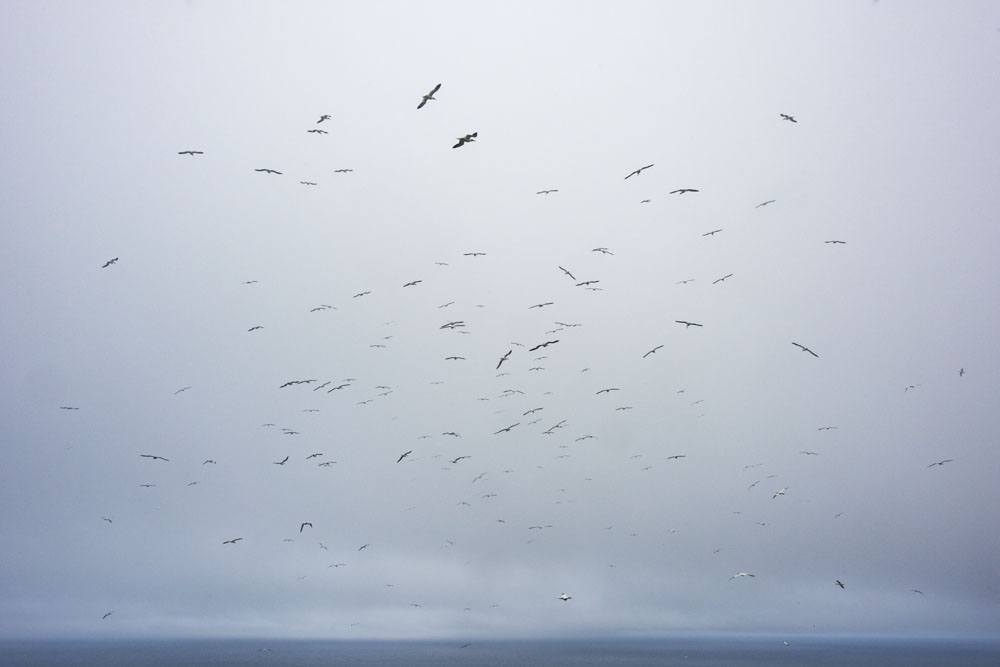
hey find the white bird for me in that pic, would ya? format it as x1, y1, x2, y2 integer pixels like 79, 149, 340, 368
558, 593, 572, 601
772, 487, 788, 499
730, 572, 756, 580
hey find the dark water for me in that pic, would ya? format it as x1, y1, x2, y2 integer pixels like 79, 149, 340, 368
2, 637, 999, 666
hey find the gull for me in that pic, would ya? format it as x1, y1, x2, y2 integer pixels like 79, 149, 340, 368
523, 407, 543, 415
675, 320, 703, 328
299, 522, 312, 533
358, 544, 369, 551
528, 340, 558, 352
102, 611, 114, 619
835, 580, 845, 589
305, 453, 324, 460
730, 572, 756, 580
911, 589, 925, 596
279, 379, 315, 388
101, 516, 113, 524
666, 455, 686, 460
616, 406, 633, 411
396, 450, 413, 463
702, 229, 723, 237
442, 431, 461, 437
139, 454, 169, 462
307, 129, 327, 135
328, 562, 347, 568
299, 181, 318, 186
453, 132, 477, 148
464, 251, 486, 256
317, 114, 331, 123
177, 150, 203, 156
333, 168, 353, 173
670, 188, 699, 194
248, 326, 263, 332
800, 451, 820, 456
254, 168, 282, 175
772, 487, 788, 499
905, 384, 920, 392
223, 537, 243, 545
576, 280, 599, 287
748, 480, 760, 490
444, 356, 466, 361
472, 472, 487, 483
825, 240, 846, 244
242, 280, 258, 285
496, 350, 512, 369
756, 199, 776, 208
596, 388, 620, 394
101, 257, 119, 268
273, 456, 289, 465
780, 113, 797, 123
624, 164, 654, 180
791, 342, 819, 357
402, 280, 422, 287
958, 367, 965, 377
438, 301, 455, 308
353, 290, 371, 298
450, 456, 470, 464
494, 423, 520, 434
592, 247, 614, 255
417, 83, 441, 109
327, 383, 351, 392
318, 461, 336, 467
558, 593, 573, 601
536, 189, 559, 195
642, 345, 663, 358
529, 302, 554, 309
818, 426, 838, 431
640, 199, 651, 203
676, 279, 694, 285
927, 459, 953, 468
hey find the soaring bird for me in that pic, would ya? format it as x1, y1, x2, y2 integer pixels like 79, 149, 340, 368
536, 189, 559, 195
444, 356, 466, 361
299, 522, 313, 533
730, 572, 756, 580
576, 280, 599, 287
450, 456, 470, 464
825, 240, 847, 244
817, 426, 838, 431
493, 423, 519, 434
675, 320, 703, 328
299, 181, 318, 186
675, 279, 695, 285
273, 456, 289, 465
463, 251, 487, 257
496, 350, 512, 370
177, 150, 204, 156
59, 406, 80, 410
254, 168, 282, 174
558, 593, 572, 601
642, 345, 663, 359
353, 290, 371, 298
101, 257, 119, 268
772, 487, 788, 499
453, 132, 477, 148
358, 544, 370, 551
139, 454, 169, 462
402, 280, 422, 287
666, 455, 686, 460
529, 302, 554, 309
305, 453, 324, 460
101, 516, 113, 524
223, 537, 243, 545
702, 229, 723, 237
756, 199, 776, 208
592, 247, 614, 255
307, 129, 328, 135
396, 450, 413, 463
102, 611, 114, 619
333, 168, 354, 173
791, 342, 819, 357
317, 114, 331, 123
624, 164, 654, 180
958, 367, 965, 377
670, 188, 699, 194
927, 459, 954, 468
596, 388, 620, 395
557, 266, 576, 281
417, 83, 441, 109
247, 326, 263, 332
835, 580, 846, 589
780, 113, 797, 123
528, 340, 559, 352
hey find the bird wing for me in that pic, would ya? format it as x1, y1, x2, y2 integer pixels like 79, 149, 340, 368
430, 83, 442, 95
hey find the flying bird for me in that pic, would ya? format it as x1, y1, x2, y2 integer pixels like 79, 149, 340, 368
780, 113, 797, 123
596, 388, 620, 395
463, 251, 486, 257
101, 516, 112, 524
299, 181, 318, 186
317, 114, 331, 123
139, 454, 169, 462
493, 423, 519, 434
254, 168, 282, 174
835, 580, 846, 589
273, 456, 289, 466
396, 450, 413, 463
417, 83, 441, 109
333, 168, 354, 173
248, 326, 263, 332
528, 340, 558, 352
450, 456, 470, 464
444, 356, 466, 361
223, 537, 243, 545
791, 342, 819, 357
670, 188, 699, 195
702, 229, 723, 237
102, 611, 114, 619
927, 459, 954, 468
453, 132, 477, 148
675, 320, 703, 328
402, 280, 422, 287
642, 345, 663, 358
624, 164, 654, 180
730, 572, 756, 580
353, 290, 371, 298
299, 522, 312, 533
496, 350, 512, 369
756, 199, 776, 208
59, 406, 79, 410
558, 593, 573, 601
772, 487, 788, 499
305, 453, 324, 460
666, 455, 686, 460
101, 257, 119, 268
529, 302, 554, 309
177, 150, 203, 156
576, 280, 599, 287
306, 129, 328, 135
591, 247, 614, 255
536, 189, 559, 195
825, 240, 847, 244
958, 367, 965, 377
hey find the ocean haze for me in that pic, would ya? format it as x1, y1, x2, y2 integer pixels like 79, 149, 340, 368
2, 0, 999, 641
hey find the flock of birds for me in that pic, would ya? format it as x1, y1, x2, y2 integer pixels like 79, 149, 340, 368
71, 81, 969, 635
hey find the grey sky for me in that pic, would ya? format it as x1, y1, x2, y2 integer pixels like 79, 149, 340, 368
2, 0, 999, 640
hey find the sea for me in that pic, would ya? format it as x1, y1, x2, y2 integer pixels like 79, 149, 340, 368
2, 637, 999, 666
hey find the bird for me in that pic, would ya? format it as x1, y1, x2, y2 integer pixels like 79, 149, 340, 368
305, 453, 324, 460
730, 572, 756, 580
666, 455, 686, 461
800, 451, 820, 456
417, 83, 441, 109
640, 199, 651, 204
958, 367, 965, 377
675, 279, 694, 285
642, 345, 663, 359
825, 240, 847, 244
712, 274, 734, 285
247, 326, 263, 332
358, 544, 369, 551
139, 454, 169, 462
576, 280, 599, 287
299, 522, 312, 533
756, 199, 776, 208
299, 181, 318, 186
333, 168, 354, 173
397, 450, 413, 463
279, 379, 315, 388
927, 459, 954, 468
101, 516, 112, 524
254, 168, 282, 174
453, 132, 477, 148
306, 129, 328, 135
670, 188, 699, 194
624, 164, 654, 180
444, 356, 466, 361
222, 538, 243, 545
402, 280, 422, 287
817, 426, 838, 431
353, 290, 371, 298
528, 340, 558, 352
529, 302, 554, 309
496, 350, 512, 370
675, 320, 703, 328
835, 580, 846, 589
772, 487, 788, 499
596, 388, 620, 395
791, 342, 819, 357
463, 251, 486, 257
536, 189, 559, 195
558, 266, 576, 281
592, 247, 614, 255
702, 229, 723, 237
317, 114, 331, 123
59, 406, 79, 410
273, 456, 289, 465
177, 150, 204, 156
494, 423, 519, 434
442, 431, 461, 437
450, 456, 470, 464
780, 113, 797, 123
102, 611, 114, 619
558, 593, 572, 601
911, 589, 925, 595
101, 257, 119, 268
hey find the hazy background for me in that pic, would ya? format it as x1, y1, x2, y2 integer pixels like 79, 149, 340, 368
2, 0, 999, 639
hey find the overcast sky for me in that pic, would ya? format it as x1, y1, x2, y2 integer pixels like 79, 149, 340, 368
2, 0, 1000, 640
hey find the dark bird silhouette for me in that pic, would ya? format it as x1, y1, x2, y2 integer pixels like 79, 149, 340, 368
624, 164, 654, 180
254, 168, 282, 174
958, 367, 965, 377
203, 459, 216, 465
576, 280, 599, 287
397, 450, 413, 463
702, 229, 723, 237
494, 423, 519, 434
101, 516, 113, 524
496, 350, 512, 370
536, 189, 558, 195
279, 379, 315, 388
307, 129, 328, 135
818, 426, 838, 431
327, 383, 351, 392
529, 302, 554, 309
59, 406, 79, 410
712, 273, 733, 284
273, 456, 289, 465
139, 484, 156, 488
825, 240, 846, 244
666, 455, 686, 460
675, 320, 703, 328
442, 431, 461, 437
592, 247, 614, 255
596, 388, 620, 395
305, 453, 324, 460
333, 168, 354, 173
791, 342, 819, 358
177, 150, 204, 156
643, 345, 663, 358
223, 537, 243, 545
558, 266, 576, 280
780, 113, 797, 123
927, 459, 954, 468
299, 522, 312, 533
450, 456, 470, 464
835, 580, 845, 589
463, 251, 487, 257
676, 279, 695, 285
417, 83, 441, 109
299, 181, 318, 186
453, 132, 477, 148
529, 340, 558, 352
101, 257, 119, 268
670, 188, 699, 194
756, 199, 776, 208
353, 290, 371, 298
358, 544, 369, 551
523, 407, 543, 415
102, 611, 114, 619
139, 454, 169, 462
444, 356, 466, 361
317, 114, 331, 123
248, 326, 263, 332
402, 280, 422, 287
640, 199, 651, 203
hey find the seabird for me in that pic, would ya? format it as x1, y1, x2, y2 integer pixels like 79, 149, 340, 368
101, 257, 119, 268
712, 273, 734, 284
402, 280, 422, 287
177, 150, 203, 156
496, 350, 512, 369
396, 450, 413, 463
624, 164, 654, 180
493, 423, 519, 434
835, 580, 845, 589
596, 388, 620, 394
273, 456, 289, 465
642, 345, 663, 358
756, 199, 776, 208
536, 189, 559, 195
453, 132, 477, 148
139, 454, 169, 462
254, 168, 282, 174
317, 114, 331, 123
417, 83, 441, 109
102, 611, 114, 619
306, 129, 328, 135
702, 229, 723, 237
529, 302, 554, 309
558, 266, 576, 280
670, 188, 699, 194
772, 487, 788, 499
730, 572, 756, 580
558, 593, 572, 601
791, 341, 819, 357
248, 326, 263, 332
333, 168, 354, 173
528, 340, 558, 352
675, 320, 703, 328
825, 240, 846, 244
592, 247, 614, 255
927, 459, 954, 468
450, 456, 470, 464
780, 113, 797, 123
299, 522, 312, 532
223, 537, 243, 545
